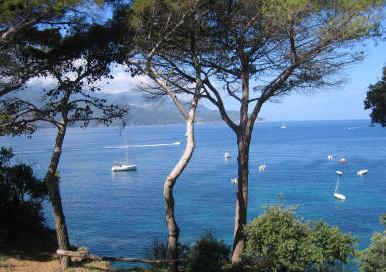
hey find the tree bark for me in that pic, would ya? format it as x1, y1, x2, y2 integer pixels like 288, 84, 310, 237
45, 123, 71, 271
231, 131, 251, 270
164, 99, 198, 272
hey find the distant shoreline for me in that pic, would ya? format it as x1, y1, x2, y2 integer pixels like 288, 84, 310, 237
29, 118, 373, 131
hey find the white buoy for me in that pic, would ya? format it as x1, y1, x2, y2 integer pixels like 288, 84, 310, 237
224, 152, 231, 159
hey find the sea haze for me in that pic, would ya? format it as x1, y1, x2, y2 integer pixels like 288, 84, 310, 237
2, 120, 385, 262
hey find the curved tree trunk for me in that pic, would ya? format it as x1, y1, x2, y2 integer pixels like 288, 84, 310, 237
164, 99, 198, 272
231, 133, 251, 270
45, 123, 71, 271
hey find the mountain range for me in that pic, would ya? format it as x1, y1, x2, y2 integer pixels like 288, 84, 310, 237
107, 92, 244, 125
8, 87, 263, 126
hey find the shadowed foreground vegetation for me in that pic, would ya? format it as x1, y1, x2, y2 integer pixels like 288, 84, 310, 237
0, 148, 56, 255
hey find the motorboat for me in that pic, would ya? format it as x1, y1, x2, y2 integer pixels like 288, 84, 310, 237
339, 158, 347, 164
357, 169, 368, 176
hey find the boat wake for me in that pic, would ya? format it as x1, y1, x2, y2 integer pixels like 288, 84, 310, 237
15, 142, 182, 154
15, 147, 83, 154
14, 150, 47, 154
103, 141, 181, 149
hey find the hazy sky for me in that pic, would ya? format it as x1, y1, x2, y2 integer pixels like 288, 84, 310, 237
85, 4, 386, 122
100, 40, 386, 122
258, 41, 386, 121
27, 38, 386, 122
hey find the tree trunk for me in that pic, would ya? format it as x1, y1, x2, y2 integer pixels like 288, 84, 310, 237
45, 123, 71, 271
231, 133, 250, 270
164, 104, 197, 272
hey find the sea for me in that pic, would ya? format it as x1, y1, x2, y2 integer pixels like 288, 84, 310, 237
2, 119, 385, 269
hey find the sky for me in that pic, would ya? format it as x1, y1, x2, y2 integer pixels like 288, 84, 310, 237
258, 41, 386, 121
95, 40, 386, 122
35, 2, 385, 122
23, 5, 386, 123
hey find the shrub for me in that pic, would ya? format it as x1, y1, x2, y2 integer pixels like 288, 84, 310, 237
0, 147, 56, 253
145, 239, 189, 269
359, 214, 386, 272
185, 232, 230, 272
243, 205, 356, 272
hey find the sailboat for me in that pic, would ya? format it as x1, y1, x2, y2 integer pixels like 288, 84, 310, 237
111, 137, 137, 172
333, 170, 346, 200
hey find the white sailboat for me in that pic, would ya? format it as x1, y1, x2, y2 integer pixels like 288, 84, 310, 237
111, 137, 137, 172
333, 170, 346, 200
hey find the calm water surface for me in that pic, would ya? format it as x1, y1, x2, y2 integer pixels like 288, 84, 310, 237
2, 120, 385, 266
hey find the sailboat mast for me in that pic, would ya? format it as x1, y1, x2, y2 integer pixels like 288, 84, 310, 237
125, 135, 128, 162
335, 175, 340, 194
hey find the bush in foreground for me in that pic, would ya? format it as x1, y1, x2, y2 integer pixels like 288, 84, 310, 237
185, 233, 230, 272
147, 233, 229, 272
243, 205, 356, 271
360, 214, 386, 271
0, 147, 56, 253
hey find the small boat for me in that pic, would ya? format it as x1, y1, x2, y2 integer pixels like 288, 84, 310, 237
333, 170, 346, 200
280, 125, 286, 129
111, 136, 137, 172
111, 162, 137, 172
327, 154, 333, 161
174, 141, 182, 145
357, 169, 368, 176
230, 177, 238, 184
224, 152, 231, 159
339, 158, 347, 164
258, 164, 266, 172
334, 192, 346, 200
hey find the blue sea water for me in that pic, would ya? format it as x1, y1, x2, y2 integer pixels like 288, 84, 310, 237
2, 119, 385, 268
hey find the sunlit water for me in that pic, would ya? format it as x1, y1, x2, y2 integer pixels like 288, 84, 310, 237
2, 120, 385, 269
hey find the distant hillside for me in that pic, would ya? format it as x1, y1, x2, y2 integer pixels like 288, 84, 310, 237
7, 88, 263, 126
104, 92, 262, 125
124, 103, 228, 125
109, 93, 237, 125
